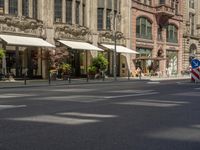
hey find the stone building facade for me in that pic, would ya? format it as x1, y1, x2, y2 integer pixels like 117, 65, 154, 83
131, 0, 184, 77
0, 0, 134, 79
182, 0, 200, 71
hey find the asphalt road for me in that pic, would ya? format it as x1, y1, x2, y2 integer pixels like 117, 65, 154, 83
0, 80, 200, 150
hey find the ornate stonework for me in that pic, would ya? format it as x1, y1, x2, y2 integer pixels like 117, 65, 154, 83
54, 23, 92, 42
0, 15, 45, 37
98, 30, 126, 45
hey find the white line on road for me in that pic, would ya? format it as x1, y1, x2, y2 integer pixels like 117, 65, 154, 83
147, 81, 160, 84
104, 92, 159, 99
0, 105, 27, 110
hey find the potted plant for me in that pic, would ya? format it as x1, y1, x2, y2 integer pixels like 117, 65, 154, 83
61, 63, 71, 80
88, 65, 97, 79
92, 53, 108, 78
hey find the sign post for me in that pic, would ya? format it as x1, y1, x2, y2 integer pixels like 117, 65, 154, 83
191, 59, 200, 83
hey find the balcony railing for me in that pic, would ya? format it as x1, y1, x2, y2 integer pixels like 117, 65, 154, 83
132, 1, 154, 13
155, 4, 175, 17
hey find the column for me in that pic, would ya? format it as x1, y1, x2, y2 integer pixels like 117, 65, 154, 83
62, 0, 66, 23
4, 0, 9, 14
162, 28, 167, 77
72, 0, 76, 24
15, 47, 20, 77
80, 0, 83, 25
29, 0, 33, 17
18, 0, 22, 16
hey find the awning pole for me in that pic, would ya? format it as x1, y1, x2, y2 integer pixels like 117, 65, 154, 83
15, 46, 20, 77
86, 50, 88, 82
2, 43, 7, 75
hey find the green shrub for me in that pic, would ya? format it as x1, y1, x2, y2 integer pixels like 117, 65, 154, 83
92, 53, 108, 72
88, 66, 97, 74
61, 63, 71, 74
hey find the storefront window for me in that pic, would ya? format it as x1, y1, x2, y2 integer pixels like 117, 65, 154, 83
136, 48, 153, 75
166, 50, 178, 76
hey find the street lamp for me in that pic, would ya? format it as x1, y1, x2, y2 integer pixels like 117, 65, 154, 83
110, 12, 121, 81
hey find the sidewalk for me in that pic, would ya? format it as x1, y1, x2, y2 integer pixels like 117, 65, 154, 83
0, 75, 191, 89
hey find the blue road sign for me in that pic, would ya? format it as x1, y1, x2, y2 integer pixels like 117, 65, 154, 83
191, 59, 200, 69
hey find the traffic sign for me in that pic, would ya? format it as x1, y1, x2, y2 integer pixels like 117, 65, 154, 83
191, 59, 200, 69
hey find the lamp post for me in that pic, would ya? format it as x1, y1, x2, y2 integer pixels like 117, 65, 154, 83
110, 12, 121, 81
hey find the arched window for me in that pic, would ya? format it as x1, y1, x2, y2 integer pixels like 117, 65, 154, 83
167, 24, 178, 43
54, 0, 62, 22
136, 17, 152, 39
9, 0, 18, 15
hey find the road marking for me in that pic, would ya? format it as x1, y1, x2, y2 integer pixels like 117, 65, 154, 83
116, 101, 179, 107
147, 81, 160, 84
115, 99, 188, 107
49, 89, 95, 92
104, 92, 159, 99
147, 127, 200, 142
32, 95, 105, 102
0, 94, 34, 98
108, 90, 155, 93
58, 112, 117, 118
143, 99, 189, 104
8, 115, 99, 125
174, 92, 200, 97
0, 105, 26, 110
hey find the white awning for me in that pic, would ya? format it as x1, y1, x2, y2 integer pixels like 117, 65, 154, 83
101, 44, 138, 54
58, 40, 103, 51
0, 34, 55, 48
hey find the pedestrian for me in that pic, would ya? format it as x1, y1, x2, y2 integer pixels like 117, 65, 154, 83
137, 67, 142, 80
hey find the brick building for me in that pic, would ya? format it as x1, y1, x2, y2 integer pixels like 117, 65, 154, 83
182, 0, 200, 71
131, 0, 184, 77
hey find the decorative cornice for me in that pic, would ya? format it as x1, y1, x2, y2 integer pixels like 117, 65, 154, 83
98, 30, 126, 45
0, 15, 45, 37
54, 23, 92, 42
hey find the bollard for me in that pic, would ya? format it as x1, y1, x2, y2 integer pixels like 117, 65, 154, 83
48, 71, 51, 85
24, 74, 27, 85
86, 73, 89, 82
